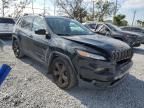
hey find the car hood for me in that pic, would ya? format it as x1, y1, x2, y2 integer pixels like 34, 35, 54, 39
62, 34, 130, 54
115, 30, 141, 38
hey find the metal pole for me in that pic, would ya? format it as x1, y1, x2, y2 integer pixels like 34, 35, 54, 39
93, 1, 95, 21
54, 1, 56, 16
114, 0, 117, 16
132, 10, 136, 26
32, 0, 34, 14
2, 1, 4, 17
43, 0, 46, 16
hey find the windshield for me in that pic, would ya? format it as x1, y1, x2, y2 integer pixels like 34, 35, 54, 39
46, 18, 94, 36
106, 23, 122, 32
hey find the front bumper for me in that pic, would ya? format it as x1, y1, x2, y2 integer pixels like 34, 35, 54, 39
73, 56, 133, 86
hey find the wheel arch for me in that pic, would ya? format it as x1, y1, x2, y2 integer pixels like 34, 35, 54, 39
47, 51, 78, 75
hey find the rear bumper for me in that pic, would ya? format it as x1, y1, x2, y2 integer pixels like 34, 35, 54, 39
73, 56, 133, 87
0, 33, 12, 39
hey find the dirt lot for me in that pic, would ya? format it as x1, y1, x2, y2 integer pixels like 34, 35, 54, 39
0, 40, 144, 108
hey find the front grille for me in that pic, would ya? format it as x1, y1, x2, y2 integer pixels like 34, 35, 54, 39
111, 49, 132, 62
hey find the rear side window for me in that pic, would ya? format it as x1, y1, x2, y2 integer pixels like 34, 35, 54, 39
0, 18, 15, 24
96, 24, 102, 30
89, 24, 96, 29
122, 27, 130, 31
19, 16, 33, 31
131, 28, 141, 32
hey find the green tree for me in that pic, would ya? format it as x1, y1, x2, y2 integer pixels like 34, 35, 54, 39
95, 0, 116, 22
113, 14, 128, 26
137, 20, 144, 27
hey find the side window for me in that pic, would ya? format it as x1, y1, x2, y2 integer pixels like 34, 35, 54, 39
123, 27, 130, 31
95, 24, 100, 30
19, 17, 33, 31
32, 17, 46, 32
99, 25, 110, 34
89, 24, 96, 29
131, 28, 141, 32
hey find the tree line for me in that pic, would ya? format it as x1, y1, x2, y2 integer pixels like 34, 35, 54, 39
1, 0, 143, 27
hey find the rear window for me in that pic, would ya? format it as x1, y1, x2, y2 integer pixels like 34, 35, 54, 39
0, 18, 15, 24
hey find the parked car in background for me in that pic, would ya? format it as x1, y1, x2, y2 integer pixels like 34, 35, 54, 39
83, 22, 97, 32
95, 23, 142, 47
120, 26, 144, 44
12, 15, 133, 89
0, 17, 15, 39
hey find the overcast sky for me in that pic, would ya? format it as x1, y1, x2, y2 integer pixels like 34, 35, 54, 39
0, 0, 144, 25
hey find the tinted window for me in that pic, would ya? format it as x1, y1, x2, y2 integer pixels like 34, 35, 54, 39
46, 18, 93, 36
122, 27, 131, 31
88, 24, 96, 29
0, 18, 15, 24
106, 23, 122, 32
96, 24, 102, 30
96, 24, 103, 31
20, 17, 33, 31
32, 17, 46, 32
131, 27, 141, 32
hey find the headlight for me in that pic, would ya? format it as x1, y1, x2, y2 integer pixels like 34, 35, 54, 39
77, 50, 106, 60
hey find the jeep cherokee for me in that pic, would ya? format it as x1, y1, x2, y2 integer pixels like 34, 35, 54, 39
12, 16, 133, 89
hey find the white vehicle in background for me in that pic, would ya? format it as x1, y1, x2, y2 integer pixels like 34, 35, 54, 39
0, 17, 15, 39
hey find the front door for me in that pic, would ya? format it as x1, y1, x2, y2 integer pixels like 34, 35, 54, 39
31, 17, 49, 63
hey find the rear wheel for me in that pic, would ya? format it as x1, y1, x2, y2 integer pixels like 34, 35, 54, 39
12, 40, 24, 58
51, 57, 78, 89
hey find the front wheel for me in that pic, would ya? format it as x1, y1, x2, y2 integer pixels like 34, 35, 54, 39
12, 40, 24, 58
51, 57, 78, 89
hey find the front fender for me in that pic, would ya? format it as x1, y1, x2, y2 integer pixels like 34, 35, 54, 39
47, 51, 78, 75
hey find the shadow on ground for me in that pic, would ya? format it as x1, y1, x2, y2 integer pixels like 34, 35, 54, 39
20, 56, 144, 108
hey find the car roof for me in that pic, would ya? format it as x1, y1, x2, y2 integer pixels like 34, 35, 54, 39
44, 16, 74, 21
121, 26, 142, 29
21, 15, 73, 20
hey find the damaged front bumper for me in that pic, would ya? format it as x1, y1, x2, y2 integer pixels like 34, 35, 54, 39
73, 56, 133, 87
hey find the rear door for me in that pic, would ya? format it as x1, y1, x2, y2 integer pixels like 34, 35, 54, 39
31, 17, 49, 62
0, 18, 15, 33
17, 16, 34, 55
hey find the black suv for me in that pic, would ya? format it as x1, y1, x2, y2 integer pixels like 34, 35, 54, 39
12, 16, 133, 89
94, 23, 142, 47
121, 26, 144, 44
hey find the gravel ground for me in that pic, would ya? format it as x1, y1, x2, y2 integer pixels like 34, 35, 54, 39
0, 40, 144, 108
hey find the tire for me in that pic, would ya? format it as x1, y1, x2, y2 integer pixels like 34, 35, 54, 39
51, 57, 78, 89
12, 40, 24, 58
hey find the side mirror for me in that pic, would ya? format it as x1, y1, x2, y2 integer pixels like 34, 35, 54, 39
35, 29, 46, 35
